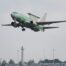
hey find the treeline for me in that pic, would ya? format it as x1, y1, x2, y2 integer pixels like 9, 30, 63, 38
0, 59, 66, 66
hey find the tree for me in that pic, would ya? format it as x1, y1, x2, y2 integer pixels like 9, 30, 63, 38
2, 60, 7, 66
54, 59, 61, 63
9, 59, 15, 64
28, 60, 35, 66
18, 61, 22, 66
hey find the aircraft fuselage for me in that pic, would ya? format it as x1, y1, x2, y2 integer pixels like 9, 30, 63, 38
11, 12, 41, 31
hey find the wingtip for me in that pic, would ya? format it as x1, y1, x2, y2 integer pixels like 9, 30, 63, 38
1, 24, 5, 26
1, 24, 12, 26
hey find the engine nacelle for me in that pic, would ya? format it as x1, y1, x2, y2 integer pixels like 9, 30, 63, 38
11, 22, 20, 27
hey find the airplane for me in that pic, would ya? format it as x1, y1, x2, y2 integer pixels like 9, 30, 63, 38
2, 12, 66, 32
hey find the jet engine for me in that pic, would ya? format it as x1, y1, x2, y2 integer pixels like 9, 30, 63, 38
11, 22, 20, 27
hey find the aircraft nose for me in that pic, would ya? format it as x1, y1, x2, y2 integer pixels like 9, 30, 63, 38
11, 12, 14, 17
11, 12, 18, 19
11, 12, 15, 19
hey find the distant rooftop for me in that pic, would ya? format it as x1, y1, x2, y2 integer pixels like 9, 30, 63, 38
39, 59, 62, 63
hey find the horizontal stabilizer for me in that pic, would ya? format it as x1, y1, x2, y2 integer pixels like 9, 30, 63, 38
43, 27, 59, 29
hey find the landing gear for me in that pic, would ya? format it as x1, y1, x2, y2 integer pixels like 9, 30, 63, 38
22, 28, 25, 31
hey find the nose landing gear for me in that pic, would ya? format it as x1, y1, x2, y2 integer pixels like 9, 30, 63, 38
22, 28, 25, 31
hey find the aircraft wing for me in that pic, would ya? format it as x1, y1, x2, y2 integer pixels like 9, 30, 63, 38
2, 24, 12, 26
36, 20, 66, 25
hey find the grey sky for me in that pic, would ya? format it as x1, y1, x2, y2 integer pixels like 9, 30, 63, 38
0, 0, 66, 63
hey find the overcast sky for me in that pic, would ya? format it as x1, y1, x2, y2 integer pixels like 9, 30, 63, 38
0, 0, 66, 63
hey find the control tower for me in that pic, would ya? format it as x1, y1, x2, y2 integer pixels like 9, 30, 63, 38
21, 46, 24, 66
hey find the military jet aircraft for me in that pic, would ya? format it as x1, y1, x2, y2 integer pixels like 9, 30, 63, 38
2, 12, 66, 32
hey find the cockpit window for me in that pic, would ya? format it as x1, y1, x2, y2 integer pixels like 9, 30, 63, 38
13, 12, 17, 14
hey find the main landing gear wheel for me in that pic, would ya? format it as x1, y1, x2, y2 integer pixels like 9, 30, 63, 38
22, 28, 25, 31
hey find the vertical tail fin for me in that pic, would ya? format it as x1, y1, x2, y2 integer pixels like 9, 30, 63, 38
40, 13, 47, 22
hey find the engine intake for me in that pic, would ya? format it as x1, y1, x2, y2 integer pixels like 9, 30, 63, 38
11, 22, 20, 27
